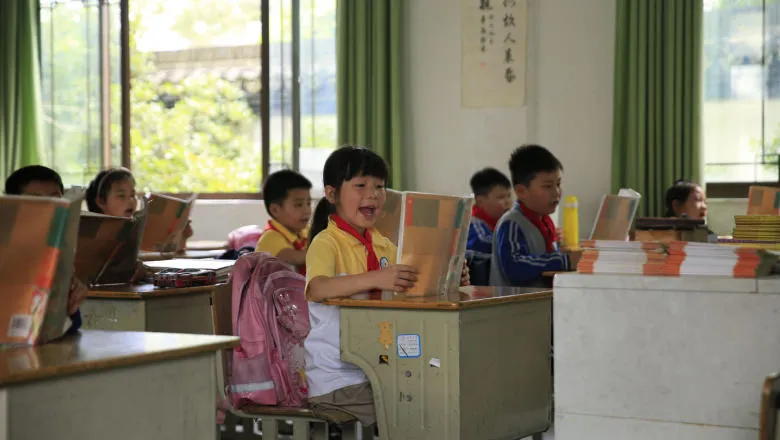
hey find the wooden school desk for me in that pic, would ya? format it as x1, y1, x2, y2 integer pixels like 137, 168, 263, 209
323, 286, 553, 440
0, 330, 238, 440
81, 283, 227, 334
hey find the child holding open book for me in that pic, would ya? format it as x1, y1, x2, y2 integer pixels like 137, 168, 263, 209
304, 146, 468, 428
5, 165, 86, 334
86, 168, 193, 239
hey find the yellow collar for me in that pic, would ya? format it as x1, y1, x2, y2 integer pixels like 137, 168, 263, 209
268, 219, 306, 244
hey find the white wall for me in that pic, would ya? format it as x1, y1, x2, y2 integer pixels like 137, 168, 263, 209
533, 0, 617, 227
401, 0, 529, 195
403, 0, 617, 236
707, 198, 748, 237
189, 200, 269, 241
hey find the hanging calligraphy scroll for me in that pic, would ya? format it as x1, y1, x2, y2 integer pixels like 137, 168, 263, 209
461, 0, 527, 108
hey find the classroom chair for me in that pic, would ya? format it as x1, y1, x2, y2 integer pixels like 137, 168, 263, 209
211, 283, 374, 440
760, 372, 780, 440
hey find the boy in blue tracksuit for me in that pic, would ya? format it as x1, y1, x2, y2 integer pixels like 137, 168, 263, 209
490, 145, 580, 286
467, 168, 512, 255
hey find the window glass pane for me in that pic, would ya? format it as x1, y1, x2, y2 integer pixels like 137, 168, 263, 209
109, 0, 122, 167
703, 0, 779, 183
129, 0, 263, 193
299, 0, 336, 191
764, 1, 780, 181
40, 0, 103, 187
39, 0, 337, 194
269, 0, 293, 174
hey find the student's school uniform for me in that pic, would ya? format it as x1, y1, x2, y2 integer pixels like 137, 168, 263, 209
490, 202, 571, 287
467, 206, 499, 255
255, 219, 308, 274
304, 217, 396, 426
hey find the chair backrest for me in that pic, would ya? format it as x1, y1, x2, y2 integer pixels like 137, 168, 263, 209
212, 282, 233, 338
760, 372, 780, 440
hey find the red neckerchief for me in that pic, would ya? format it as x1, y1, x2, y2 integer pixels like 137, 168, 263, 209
264, 221, 307, 276
517, 202, 556, 253
471, 206, 499, 231
331, 214, 380, 272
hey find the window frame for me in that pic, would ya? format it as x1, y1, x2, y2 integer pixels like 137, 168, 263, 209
42, 0, 310, 197
706, 180, 780, 198
120, 0, 274, 197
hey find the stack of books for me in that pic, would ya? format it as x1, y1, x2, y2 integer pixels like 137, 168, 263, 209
143, 259, 235, 283
577, 240, 779, 278
664, 242, 778, 278
726, 215, 780, 250
577, 240, 667, 276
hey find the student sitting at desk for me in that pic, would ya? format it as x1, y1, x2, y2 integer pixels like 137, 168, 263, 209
4, 165, 87, 334
305, 146, 470, 429
467, 167, 512, 255
255, 170, 312, 274
490, 145, 580, 287
86, 168, 193, 239
304, 146, 416, 427
664, 179, 718, 242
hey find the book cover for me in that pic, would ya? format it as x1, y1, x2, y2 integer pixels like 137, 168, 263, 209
590, 191, 641, 241
747, 186, 780, 215
0, 190, 84, 345
395, 192, 473, 296
74, 199, 148, 285
141, 193, 197, 252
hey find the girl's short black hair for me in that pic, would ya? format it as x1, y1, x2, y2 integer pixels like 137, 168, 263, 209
664, 179, 699, 217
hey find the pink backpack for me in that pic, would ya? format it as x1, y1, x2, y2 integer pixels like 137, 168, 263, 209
228, 224, 264, 251
228, 252, 310, 408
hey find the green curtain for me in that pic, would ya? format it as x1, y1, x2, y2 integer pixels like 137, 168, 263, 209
0, 0, 43, 184
336, 0, 403, 188
611, 0, 702, 217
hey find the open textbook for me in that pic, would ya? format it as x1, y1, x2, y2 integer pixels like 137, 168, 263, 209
387, 191, 473, 296
589, 189, 641, 241
141, 193, 197, 252
74, 200, 148, 285
0, 189, 84, 345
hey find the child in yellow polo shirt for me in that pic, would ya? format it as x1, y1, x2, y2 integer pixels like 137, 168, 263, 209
255, 170, 312, 275
304, 146, 469, 430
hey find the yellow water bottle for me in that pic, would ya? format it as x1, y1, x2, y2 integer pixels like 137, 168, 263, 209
562, 195, 579, 250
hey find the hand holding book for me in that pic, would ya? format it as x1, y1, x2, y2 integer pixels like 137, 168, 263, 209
372, 265, 419, 292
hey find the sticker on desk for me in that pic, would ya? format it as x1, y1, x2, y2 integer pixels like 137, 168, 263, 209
397, 334, 421, 358
378, 321, 393, 350
7, 314, 31, 338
